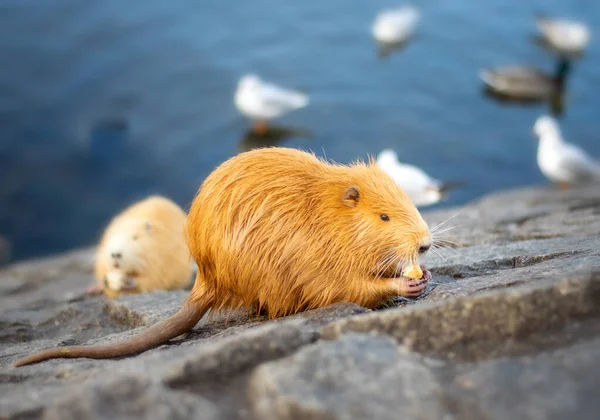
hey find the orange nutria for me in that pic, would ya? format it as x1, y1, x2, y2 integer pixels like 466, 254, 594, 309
13, 147, 432, 367
93, 195, 193, 299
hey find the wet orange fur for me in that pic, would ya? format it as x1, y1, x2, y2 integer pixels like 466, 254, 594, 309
13, 147, 431, 366
186, 147, 431, 317
95, 196, 193, 298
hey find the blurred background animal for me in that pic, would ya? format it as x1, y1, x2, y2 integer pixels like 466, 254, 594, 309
93, 196, 193, 298
234, 74, 309, 134
533, 115, 600, 189
376, 149, 461, 207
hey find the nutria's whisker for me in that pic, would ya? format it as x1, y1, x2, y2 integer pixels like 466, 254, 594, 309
429, 209, 464, 233
432, 238, 461, 258
375, 250, 399, 274
380, 250, 401, 270
432, 238, 458, 249
392, 256, 402, 279
432, 244, 457, 258
433, 233, 461, 242
433, 237, 463, 249
436, 242, 462, 250
429, 247, 449, 264
432, 229, 461, 241
374, 251, 402, 283
387, 254, 403, 297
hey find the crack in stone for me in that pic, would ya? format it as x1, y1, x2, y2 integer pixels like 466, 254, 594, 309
568, 199, 600, 213
431, 251, 582, 279
1, 301, 146, 348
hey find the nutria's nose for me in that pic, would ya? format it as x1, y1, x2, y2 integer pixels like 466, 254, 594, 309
418, 244, 431, 254
111, 252, 122, 259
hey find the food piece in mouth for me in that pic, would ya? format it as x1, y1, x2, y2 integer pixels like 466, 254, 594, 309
377, 265, 431, 281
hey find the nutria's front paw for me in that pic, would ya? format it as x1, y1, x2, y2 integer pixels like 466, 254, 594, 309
86, 284, 103, 295
395, 268, 431, 298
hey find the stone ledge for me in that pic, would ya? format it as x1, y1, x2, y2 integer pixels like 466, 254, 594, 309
1, 184, 599, 419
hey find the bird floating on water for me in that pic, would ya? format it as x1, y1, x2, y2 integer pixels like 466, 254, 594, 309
234, 74, 309, 134
479, 59, 570, 103
534, 14, 591, 57
533, 115, 600, 189
376, 149, 459, 207
372, 5, 420, 46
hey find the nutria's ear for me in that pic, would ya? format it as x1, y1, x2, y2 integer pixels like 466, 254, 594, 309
342, 186, 360, 207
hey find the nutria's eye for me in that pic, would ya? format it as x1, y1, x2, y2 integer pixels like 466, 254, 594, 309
380, 214, 390, 222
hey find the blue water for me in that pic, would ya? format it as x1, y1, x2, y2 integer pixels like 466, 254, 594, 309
1, 0, 599, 262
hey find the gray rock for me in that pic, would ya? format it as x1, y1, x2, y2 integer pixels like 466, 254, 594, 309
163, 321, 318, 420
422, 184, 600, 247
250, 326, 600, 420
0, 298, 356, 418
43, 375, 219, 420
1, 184, 600, 419
164, 321, 317, 385
445, 338, 600, 420
249, 334, 447, 420
321, 269, 600, 361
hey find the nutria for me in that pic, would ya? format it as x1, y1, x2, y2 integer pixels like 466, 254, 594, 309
93, 195, 193, 299
13, 148, 432, 367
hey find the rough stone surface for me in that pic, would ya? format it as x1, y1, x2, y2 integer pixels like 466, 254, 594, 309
1, 184, 600, 419
250, 334, 448, 420
43, 376, 219, 420
321, 272, 600, 361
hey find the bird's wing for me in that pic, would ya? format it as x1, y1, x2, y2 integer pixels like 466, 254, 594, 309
259, 81, 308, 109
395, 164, 437, 190
536, 17, 590, 48
479, 67, 551, 91
559, 143, 600, 181
385, 8, 419, 25
536, 17, 559, 35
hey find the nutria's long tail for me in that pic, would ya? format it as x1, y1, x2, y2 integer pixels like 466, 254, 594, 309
13, 300, 209, 367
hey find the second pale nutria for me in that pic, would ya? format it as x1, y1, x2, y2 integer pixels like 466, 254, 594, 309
14, 147, 432, 366
94, 195, 193, 299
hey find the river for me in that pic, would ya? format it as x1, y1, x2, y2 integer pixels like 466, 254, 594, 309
0, 0, 598, 261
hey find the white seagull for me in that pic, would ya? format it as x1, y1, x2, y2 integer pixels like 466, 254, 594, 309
535, 15, 591, 56
234, 74, 309, 133
376, 149, 455, 207
533, 115, 600, 189
372, 5, 420, 45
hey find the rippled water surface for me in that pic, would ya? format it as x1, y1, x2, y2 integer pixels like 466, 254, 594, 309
1, 0, 599, 261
